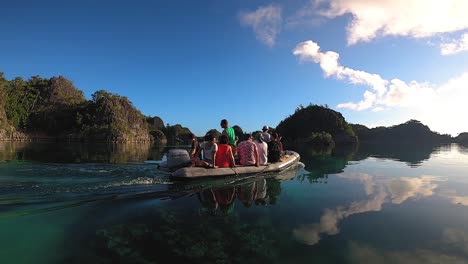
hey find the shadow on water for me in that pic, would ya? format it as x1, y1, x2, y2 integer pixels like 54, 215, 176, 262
353, 142, 442, 167
289, 142, 453, 183
457, 143, 468, 154
296, 141, 450, 176
0, 141, 167, 163
292, 144, 355, 183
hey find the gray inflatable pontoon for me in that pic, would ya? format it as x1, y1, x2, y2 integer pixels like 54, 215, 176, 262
167, 150, 300, 180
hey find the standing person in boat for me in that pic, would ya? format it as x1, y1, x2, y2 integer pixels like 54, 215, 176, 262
254, 133, 268, 165
189, 133, 201, 159
214, 134, 236, 168
220, 119, 237, 155
237, 133, 259, 166
198, 133, 218, 167
261, 125, 271, 143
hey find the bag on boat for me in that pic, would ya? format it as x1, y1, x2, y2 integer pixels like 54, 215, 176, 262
167, 149, 191, 169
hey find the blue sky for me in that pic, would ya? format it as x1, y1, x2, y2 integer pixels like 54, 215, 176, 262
1, 0, 468, 136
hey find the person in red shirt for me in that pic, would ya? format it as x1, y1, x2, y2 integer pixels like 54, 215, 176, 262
214, 135, 236, 168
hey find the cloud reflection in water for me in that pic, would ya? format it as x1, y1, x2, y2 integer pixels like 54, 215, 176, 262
293, 173, 446, 245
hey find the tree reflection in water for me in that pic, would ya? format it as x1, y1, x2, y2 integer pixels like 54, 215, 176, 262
0, 141, 166, 163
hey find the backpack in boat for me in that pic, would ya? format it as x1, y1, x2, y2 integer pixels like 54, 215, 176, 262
268, 140, 281, 163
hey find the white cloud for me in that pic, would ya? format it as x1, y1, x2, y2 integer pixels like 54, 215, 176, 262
285, 1, 325, 29
293, 184, 387, 245
243, 1, 468, 54
441, 33, 468, 55
372, 107, 385, 112
293, 40, 468, 135
316, 0, 468, 48
239, 5, 282, 47
417, 73, 468, 134
337, 90, 378, 111
338, 173, 376, 195
293, 40, 387, 103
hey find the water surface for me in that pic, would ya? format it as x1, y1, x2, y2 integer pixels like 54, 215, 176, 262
1, 142, 468, 264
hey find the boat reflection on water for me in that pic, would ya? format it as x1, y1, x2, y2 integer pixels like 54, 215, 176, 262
196, 178, 272, 216
189, 163, 307, 216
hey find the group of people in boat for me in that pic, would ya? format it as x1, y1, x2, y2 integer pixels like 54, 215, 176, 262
189, 119, 284, 169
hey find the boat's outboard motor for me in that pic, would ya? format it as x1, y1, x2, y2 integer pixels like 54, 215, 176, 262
166, 149, 191, 170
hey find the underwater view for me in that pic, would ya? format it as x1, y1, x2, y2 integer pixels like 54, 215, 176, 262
1, 142, 468, 264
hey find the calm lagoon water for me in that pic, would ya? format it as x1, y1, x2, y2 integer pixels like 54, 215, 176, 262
1, 142, 468, 264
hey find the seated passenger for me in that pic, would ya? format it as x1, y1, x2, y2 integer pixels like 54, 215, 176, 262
198, 134, 218, 167
237, 133, 259, 166
277, 133, 284, 154
254, 133, 268, 165
189, 133, 201, 159
215, 135, 236, 168
268, 132, 282, 163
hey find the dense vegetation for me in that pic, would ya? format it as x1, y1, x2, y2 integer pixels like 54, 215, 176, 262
0, 73, 238, 143
455, 133, 468, 144
0, 74, 9, 131
1, 73, 467, 145
74, 90, 151, 142
276, 104, 357, 146
147, 116, 166, 143
351, 120, 452, 144
0, 74, 153, 142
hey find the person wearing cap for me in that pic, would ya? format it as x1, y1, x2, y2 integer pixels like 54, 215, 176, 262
254, 132, 268, 165
261, 125, 271, 143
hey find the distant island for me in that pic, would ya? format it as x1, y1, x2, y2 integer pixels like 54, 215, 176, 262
1, 73, 467, 146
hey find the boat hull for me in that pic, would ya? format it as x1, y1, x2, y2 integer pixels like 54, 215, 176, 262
169, 150, 300, 180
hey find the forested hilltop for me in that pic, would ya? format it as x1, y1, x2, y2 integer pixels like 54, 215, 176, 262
0, 73, 157, 142
276, 104, 357, 147
351, 120, 453, 144
1, 73, 467, 145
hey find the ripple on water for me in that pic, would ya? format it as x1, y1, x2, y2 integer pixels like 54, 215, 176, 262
0, 162, 172, 211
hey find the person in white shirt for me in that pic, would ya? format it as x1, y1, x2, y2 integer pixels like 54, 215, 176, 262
261, 125, 271, 143
196, 134, 218, 167
254, 133, 268, 165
